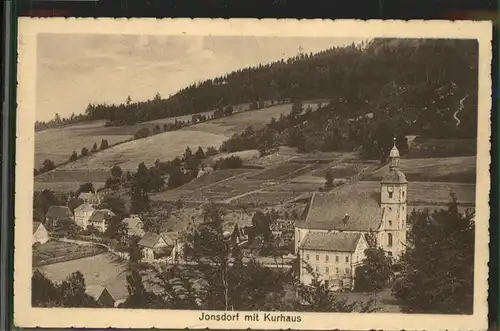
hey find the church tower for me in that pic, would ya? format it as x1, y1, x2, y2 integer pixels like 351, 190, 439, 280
379, 138, 408, 259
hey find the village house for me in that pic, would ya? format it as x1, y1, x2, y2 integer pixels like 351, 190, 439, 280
85, 285, 116, 308
162, 231, 185, 263
45, 205, 74, 230
138, 233, 170, 261
122, 215, 145, 238
295, 140, 407, 289
32, 221, 49, 245
298, 232, 368, 290
87, 209, 115, 233
74, 203, 96, 229
78, 191, 101, 205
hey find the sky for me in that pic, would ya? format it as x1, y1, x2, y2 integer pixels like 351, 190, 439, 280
36, 34, 364, 121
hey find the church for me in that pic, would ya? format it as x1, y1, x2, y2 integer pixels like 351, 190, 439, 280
294, 140, 407, 290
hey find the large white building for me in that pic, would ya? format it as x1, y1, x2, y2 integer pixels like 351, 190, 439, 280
295, 140, 407, 290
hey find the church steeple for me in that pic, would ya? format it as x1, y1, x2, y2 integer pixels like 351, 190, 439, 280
388, 137, 400, 170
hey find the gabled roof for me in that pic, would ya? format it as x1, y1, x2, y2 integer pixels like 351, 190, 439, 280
122, 216, 143, 229
74, 203, 95, 213
78, 192, 95, 200
138, 233, 164, 248
161, 232, 180, 246
86, 285, 109, 300
300, 232, 361, 252
302, 187, 383, 232
45, 205, 73, 219
33, 221, 43, 234
88, 209, 114, 223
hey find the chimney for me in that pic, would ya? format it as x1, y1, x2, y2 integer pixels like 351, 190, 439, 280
343, 213, 350, 225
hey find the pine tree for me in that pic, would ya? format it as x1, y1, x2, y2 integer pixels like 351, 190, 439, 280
392, 192, 475, 314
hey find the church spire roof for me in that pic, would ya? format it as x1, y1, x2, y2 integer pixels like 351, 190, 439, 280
389, 137, 400, 158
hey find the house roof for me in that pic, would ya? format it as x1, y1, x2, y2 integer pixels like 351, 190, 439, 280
88, 209, 115, 223
74, 203, 95, 213
46, 205, 73, 219
161, 232, 180, 246
122, 216, 143, 229
33, 221, 43, 234
138, 233, 163, 248
300, 232, 361, 252
78, 192, 95, 200
301, 188, 383, 232
85, 285, 110, 301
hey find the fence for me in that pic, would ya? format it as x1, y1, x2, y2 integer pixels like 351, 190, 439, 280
52, 237, 130, 261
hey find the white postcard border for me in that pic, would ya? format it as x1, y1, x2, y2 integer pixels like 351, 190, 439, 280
14, 18, 492, 330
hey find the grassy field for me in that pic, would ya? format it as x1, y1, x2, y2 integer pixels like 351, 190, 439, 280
248, 162, 308, 180
36, 104, 299, 192
34, 252, 129, 301
364, 156, 476, 183
404, 138, 477, 158
35, 120, 133, 167
33, 240, 106, 266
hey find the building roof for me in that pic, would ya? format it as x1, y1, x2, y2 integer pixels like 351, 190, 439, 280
33, 221, 43, 234
86, 285, 107, 300
88, 209, 114, 223
300, 232, 361, 252
301, 189, 383, 232
122, 216, 143, 229
74, 203, 95, 213
78, 192, 95, 200
138, 233, 163, 248
161, 231, 180, 246
389, 145, 400, 158
45, 205, 73, 219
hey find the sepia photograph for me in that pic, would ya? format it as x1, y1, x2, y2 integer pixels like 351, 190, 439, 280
15, 19, 491, 330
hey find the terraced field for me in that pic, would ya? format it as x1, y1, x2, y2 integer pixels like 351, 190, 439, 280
365, 156, 477, 183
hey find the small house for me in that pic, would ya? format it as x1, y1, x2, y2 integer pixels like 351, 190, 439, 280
45, 205, 74, 230
138, 233, 169, 261
33, 221, 49, 245
161, 231, 185, 262
122, 215, 145, 238
74, 203, 96, 229
87, 209, 115, 233
85, 285, 116, 308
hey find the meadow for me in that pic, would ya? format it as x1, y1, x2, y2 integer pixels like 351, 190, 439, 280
34, 252, 129, 302
33, 240, 106, 266
364, 156, 477, 183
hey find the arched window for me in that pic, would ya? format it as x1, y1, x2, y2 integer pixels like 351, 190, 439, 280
388, 220, 392, 226
388, 233, 393, 247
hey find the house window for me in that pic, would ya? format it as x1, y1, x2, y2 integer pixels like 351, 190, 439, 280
345, 256, 349, 263
326, 267, 329, 274
315, 266, 319, 273
389, 192, 393, 198
336, 267, 339, 274
388, 220, 392, 226
402, 191, 405, 199
316, 254, 319, 261
388, 233, 393, 247
388, 251, 393, 257
335, 256, 339, 262
325, 280, 329, 288
345, 268, 350, 275
325, 255, 329, 262
306, 254, 310, 260
389, 207, 392, 211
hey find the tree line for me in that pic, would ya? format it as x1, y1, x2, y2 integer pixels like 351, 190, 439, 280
36, 39, 477, 134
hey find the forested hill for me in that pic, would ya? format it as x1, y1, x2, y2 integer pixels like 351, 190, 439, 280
36, 38, 478, 131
